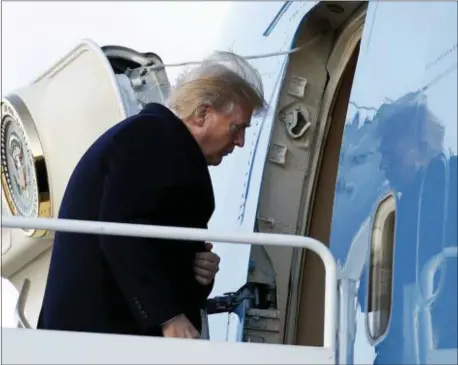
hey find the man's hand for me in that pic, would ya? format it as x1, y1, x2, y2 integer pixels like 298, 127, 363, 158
161, 314, 200, 339
194, 242, 220, 286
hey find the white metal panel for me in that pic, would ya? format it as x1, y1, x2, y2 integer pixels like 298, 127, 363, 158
27, 39, 127, 219
2, 328, 335, 365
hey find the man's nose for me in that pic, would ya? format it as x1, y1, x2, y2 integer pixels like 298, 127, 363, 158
234, 131, 245, 147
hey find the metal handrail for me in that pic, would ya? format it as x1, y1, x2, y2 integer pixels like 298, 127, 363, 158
1, 215, 338, 350
16, 278, 32, 329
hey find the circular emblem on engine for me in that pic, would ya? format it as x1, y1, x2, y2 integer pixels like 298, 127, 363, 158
1, 96, 51, 237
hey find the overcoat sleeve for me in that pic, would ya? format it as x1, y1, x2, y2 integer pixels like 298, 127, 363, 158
97, 115, 188, 332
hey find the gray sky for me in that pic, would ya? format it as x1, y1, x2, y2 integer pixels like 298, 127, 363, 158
1, 1, 234, 93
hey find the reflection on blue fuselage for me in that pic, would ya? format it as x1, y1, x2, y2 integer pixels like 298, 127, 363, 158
329, 2, 457, 364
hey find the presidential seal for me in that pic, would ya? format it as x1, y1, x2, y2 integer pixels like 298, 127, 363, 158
1, 95, 51, 237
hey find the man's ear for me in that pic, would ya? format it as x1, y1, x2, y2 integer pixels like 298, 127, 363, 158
194, 105, 209, 127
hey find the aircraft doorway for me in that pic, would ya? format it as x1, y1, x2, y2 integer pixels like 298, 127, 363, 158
252, 1, 366, 346
295, 42, 361, 347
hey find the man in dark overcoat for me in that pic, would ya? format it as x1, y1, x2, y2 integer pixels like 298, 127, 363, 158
38, 51, 266, 339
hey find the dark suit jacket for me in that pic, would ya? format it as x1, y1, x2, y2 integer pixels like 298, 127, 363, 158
37, 103, 215, 337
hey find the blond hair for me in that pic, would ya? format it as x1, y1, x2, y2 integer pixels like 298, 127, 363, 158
167, 51, 266, 121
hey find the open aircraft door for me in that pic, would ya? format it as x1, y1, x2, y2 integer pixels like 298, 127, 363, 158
1, 39, 171, 324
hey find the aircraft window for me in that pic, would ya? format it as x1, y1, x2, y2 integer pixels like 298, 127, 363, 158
366, 194, 396, 343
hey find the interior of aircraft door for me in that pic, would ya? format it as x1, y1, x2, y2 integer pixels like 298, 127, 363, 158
102, 44, 171, 112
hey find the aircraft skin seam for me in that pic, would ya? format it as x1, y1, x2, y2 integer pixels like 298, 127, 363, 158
237, 65, 286, 225
425, 43, 458, 70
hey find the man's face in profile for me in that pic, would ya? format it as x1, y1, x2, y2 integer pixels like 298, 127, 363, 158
201, 104, 252, 166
